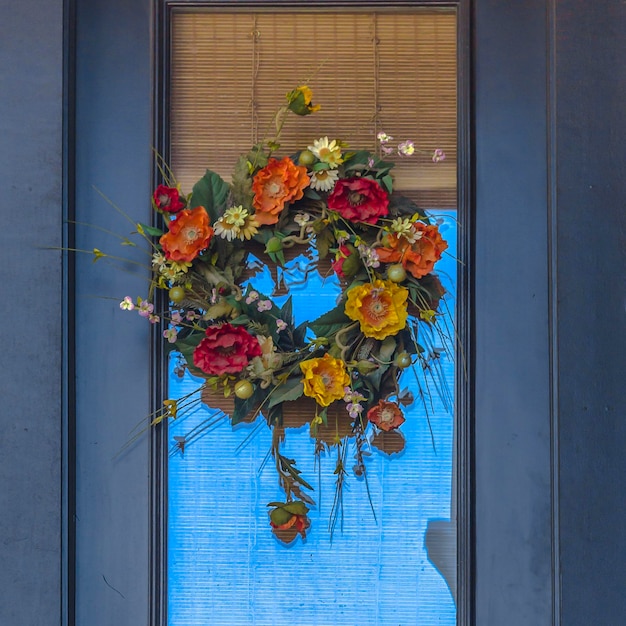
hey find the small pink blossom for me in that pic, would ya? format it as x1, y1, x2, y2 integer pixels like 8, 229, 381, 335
347, 402, 364, 419
257, 299, 272, 312
148, 314, 160, 324
357, 243, 380, 269
138, 300, 154, 317
246, 291, 259, 305
276, 319, 287, 332
185, 311, 198, 321
398, 140, 415, 156
432, 149, 446, 163
119, 296, 135, 311
170, 311, 183, 324
163, 327, 178, 343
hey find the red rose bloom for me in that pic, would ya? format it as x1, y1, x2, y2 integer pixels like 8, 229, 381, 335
153, 184, 185, 213
367, 400, 405, 431
193, 323, 262, 376
327, 177, 389, 224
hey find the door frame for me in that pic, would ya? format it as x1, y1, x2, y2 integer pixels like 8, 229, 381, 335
71, 0, 559, 624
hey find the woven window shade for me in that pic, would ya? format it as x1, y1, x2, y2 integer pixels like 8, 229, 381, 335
170, 9, 456, 208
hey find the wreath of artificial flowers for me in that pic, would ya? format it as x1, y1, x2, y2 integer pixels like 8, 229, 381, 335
119, 86, 451, 542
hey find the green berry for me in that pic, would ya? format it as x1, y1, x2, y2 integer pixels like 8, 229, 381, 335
387, 264, 407, 283
298, 150, 315, 167
395, 352, 412, 369
169, 286, 186, 303
234, 380, 254, 400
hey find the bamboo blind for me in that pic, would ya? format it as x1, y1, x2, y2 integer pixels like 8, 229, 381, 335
170, 10, 457, 208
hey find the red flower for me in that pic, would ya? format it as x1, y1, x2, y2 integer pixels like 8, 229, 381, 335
367, 400, 405, 431
153, 185, 185, 213
331, 244, 353, 278
192, 323, 262, 376
327, 177, 389, 224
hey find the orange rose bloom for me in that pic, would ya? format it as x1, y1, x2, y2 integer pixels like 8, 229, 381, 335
159, 206, 214, 262
377, 223, 448, 279
252, 157, 310, 225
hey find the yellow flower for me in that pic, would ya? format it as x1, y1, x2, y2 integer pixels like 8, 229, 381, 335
344, 279, 408, 340
238, 214, 259, 240
286, 85, 321, 116
299, 354, 350, 407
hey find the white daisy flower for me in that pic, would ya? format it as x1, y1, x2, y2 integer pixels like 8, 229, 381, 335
307, 136, 343, 168
214, 216, 240, 241
310, 168, 339, 192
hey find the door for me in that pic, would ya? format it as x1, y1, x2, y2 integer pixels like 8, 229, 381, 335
71, 0, 626, 624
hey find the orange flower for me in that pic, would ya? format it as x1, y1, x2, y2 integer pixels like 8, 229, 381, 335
367, 400, 405, 431
377, 223, 448, 279
159, 206, 214, 263
252, 157, 310, 225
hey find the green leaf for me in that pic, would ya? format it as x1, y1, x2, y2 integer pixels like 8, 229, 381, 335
280, 296, 293, 325
293, 321, 309, 347
283, 501, 309, 515
344, 150, 372, 166
229, 314, 250, 326
312, 161, 331, 171
173, 333, 206, 379
190, 170, 230, 224
308, 302, 352, 338
268, 378, 304, 408
137, 222, 163, 237
304, 187, 322, 200
381, 174, 394, 194
269, 507, 294, 526
315, 228, 335, 260
369, 336, 397, 388
232, 387, 263, 425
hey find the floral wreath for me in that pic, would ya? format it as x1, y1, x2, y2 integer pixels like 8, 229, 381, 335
118, 86, 451, 542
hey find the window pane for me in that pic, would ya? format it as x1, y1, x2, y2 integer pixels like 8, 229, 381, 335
166, 8, 457, 626
168, 217, 456, 625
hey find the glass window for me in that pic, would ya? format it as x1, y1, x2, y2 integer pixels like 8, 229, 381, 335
165, 8, 457, 625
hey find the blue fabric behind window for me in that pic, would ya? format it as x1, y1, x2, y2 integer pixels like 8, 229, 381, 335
168, 215, 457, 626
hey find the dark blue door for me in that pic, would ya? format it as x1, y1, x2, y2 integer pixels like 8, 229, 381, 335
71, 1, 626, 625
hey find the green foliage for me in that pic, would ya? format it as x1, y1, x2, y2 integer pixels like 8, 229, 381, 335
268, 377, 304, 408
190, 170, 230, 224
308, 302, 352, 338
137, 222, 163, 237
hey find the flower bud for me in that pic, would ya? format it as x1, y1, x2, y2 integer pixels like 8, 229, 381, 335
356, 360, 379, 375
265, 237, 283, 253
